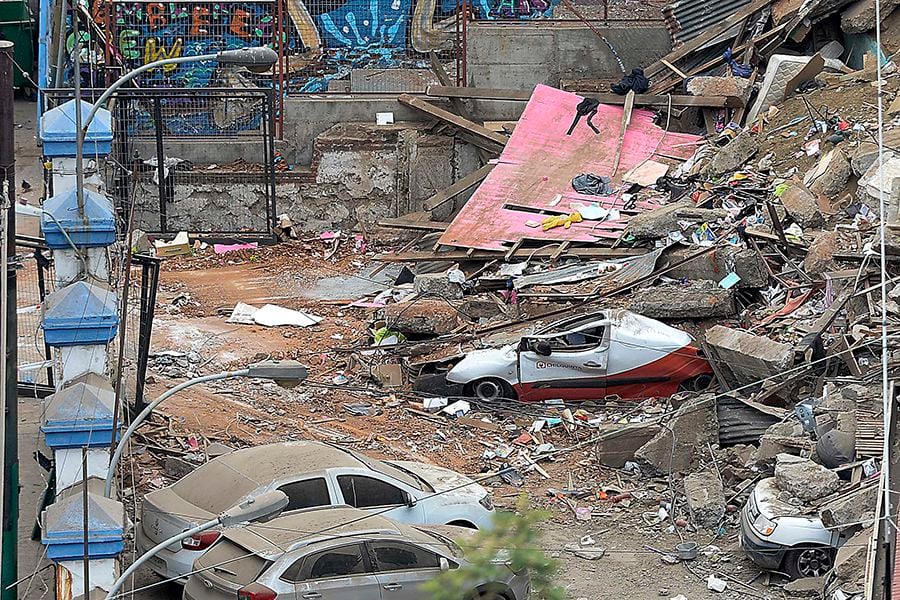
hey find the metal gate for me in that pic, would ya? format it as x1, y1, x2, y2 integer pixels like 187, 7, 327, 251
43, 87, 278, 240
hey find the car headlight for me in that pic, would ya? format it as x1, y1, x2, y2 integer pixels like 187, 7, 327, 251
479, 493, 494, 511
753, 514, 778, 536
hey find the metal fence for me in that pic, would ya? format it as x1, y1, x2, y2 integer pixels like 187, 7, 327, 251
15, 237, 54, 396
42, 87, 278, 238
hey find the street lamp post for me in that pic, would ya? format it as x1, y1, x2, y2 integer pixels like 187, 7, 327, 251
74, 46, 278, 211
103, 360, 307, 498
103, 489, 289, 600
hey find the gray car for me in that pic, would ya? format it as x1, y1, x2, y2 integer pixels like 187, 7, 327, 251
183, 506, 530, 600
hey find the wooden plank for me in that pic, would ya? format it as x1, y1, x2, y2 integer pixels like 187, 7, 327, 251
426, 85, 744, 108
377, 218, 448, 231
374, 247, 648, 262
611, 90, 635, 177
660, 59, 689, 79
644, 0, 774, 79
399, 94, 508, 151
423, 163, 495, 211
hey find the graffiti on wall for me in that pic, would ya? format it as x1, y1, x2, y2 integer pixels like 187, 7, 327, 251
91, 0, 275, 87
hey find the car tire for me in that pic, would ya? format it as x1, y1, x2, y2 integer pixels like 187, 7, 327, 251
783, 545, 835, 579
679, 374, 714, 393
467, 378, 516, 401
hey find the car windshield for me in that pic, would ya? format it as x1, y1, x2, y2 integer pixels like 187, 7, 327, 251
415, 528, 465, 558
349, 452, 425, 491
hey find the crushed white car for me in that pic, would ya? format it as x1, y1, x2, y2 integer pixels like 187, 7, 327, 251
740, 477, 855, 578
137, 441, 494, 583
445, 310, 714, 402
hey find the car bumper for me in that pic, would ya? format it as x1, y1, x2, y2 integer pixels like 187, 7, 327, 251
739, 507, 786, 570
135, 525, 195, 585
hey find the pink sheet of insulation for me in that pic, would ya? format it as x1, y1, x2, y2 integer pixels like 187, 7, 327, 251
438, 84, 703, 252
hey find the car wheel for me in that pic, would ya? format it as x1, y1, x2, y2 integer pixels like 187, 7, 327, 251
784, 546, 835, 579
467, 378, 516, 401
679, 374, 714, 393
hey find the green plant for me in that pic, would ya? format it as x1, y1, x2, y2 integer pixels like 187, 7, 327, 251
421, 496, 565, 600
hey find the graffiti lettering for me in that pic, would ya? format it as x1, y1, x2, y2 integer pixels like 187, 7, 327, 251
147, 3, 167, 29
144, 37, 183, 72
119, 28, 141, 60
190, 6, 211, 35
229, 8, 251, 37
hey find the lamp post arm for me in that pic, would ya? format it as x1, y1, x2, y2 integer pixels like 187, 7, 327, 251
103, 369, 250, 497
104, 517, 219, 600
81, 53, 219, 135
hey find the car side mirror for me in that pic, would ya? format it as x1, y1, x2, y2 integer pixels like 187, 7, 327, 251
533, 340, 552, 357
439, 557, 450, 572
402, 491, 417, 508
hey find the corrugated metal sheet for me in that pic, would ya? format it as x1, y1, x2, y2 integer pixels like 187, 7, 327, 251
663, 0, 753, 45
717, 395, 783, 445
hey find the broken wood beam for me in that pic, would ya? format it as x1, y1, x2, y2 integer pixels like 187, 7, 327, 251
377, 218, 449, 231
374, 247, 648, 262
425, 85, 744, 108
423, 163, 495, 211
643, 0, 774, 79
398, 94, 508, 152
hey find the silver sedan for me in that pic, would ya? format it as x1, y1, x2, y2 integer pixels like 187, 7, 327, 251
183, 506, 530, 600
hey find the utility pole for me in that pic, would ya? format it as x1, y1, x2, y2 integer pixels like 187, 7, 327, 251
0, 40, 18, 600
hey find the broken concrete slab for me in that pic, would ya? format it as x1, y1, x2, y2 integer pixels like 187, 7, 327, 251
626, 281, 735, 319
683, 470, 726, 529
774, 454, 841, 501
850, 130, 900, 176
841, 0, 900, 33
858, 152, 900, 205
804, 148, 852, 198
833, 526, 872, 589
780, 184, 824, 229
783, 577, 826, 599
706, 132, 759, 176
704, 325, 794, 389
661, 245, 768, 289
594, 422, 662, 468
413, 272, 464, 299
803, 231, 840, 276
686, 76, 752, 98
382, 299, 462, 335
624, 200, 727, 240
635, 395, 718, 474
819, 483, 877, 528
755, 421, 809, 462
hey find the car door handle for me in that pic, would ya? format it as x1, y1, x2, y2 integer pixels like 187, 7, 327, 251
302, 594, 322, 599
582, 361, 604, 368
382, 583, 403, 591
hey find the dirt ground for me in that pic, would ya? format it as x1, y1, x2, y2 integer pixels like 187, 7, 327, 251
124, 240, 777, 600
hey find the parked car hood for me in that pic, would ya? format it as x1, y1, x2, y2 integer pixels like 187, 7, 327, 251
446, 346, 517, 384
389, 461, 488, 499
754, 477, 825, 525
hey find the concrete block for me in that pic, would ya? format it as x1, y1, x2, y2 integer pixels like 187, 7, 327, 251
594, 422, 662, 467
774, 454, 841, 501
780, 184, 824, 229
803, 231, 839, 276
626, 281, 736, 319
704, 325, 794, 388
624, 200, 727, 240
819, 484, 877, 528
684, 470, 726, 529
841, 0, 900, 33
747, 55, 812, 124
804, 148, 852, 198
661, 245, 768, 288
833, 527, 872, 586
635, 395, 718, 474
686, 76, 751, 98
382, 299, 462, 335
413, 272, 464, 299
707, 131, 759, 176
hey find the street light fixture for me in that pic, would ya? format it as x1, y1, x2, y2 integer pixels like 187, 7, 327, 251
103, 360, 307, 498
103, 489, 288, 600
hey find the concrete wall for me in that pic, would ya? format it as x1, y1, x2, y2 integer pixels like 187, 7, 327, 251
135, 123, 480, 234
466, 22, 673, 89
